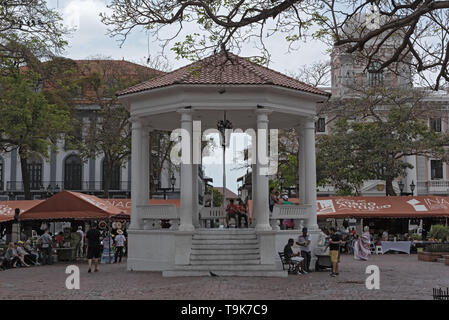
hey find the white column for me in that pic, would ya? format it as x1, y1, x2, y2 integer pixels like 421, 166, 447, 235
297, 125, 306, 204
304, 117, 318, 230
192, 121, 201, 228
178, 109, 194, 231
251, 164, 257, 227
130, 119, 142, 229
192, 164, 200, 228
254, 109, 272, 231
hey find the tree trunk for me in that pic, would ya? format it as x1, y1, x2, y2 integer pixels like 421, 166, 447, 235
103, 160, 111, 198
19, 150, 32, 200
385, 178, 397, 196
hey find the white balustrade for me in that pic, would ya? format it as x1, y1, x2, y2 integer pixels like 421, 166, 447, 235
270, 204, 311, 230
199, 207, 225, 227
137, 204, 179, 230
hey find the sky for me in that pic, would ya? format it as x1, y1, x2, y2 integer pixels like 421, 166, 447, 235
49, 0, 329, 193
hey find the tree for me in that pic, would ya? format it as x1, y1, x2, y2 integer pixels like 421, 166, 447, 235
1, 0, 69, 60
102, 1, 449, 89
290, 60, 331, 87
76, 58, 165, 198
0, 60, 74, 199
317, 87, 449, 195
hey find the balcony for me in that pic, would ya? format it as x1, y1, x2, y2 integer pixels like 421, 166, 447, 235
417, 180, 449, 195
6, 181, 131, 193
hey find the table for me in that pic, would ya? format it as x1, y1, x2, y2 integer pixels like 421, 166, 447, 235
381, 241, 412, 254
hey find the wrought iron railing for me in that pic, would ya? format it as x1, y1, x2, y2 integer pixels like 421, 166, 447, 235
6, 181, 131, 192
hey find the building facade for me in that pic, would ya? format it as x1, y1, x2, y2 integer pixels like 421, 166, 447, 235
0, 59, 206, 201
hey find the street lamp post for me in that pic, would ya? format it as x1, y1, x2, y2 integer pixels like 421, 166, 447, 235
217, 111, 233, 210
170, 173, 176, 192
279, 174, 285, 193
398, 180, 415, 196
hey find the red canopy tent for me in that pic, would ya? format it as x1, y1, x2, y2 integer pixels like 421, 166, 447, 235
19, 191, 126, 221
317, 196, 449, 219
0, 200, 44, 223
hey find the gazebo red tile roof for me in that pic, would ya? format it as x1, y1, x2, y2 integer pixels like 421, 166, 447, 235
117, 51, 330, 97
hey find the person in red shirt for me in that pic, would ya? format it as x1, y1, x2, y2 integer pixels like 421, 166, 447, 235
236, 199, 249, 228
55, 232, 64, 247
225, 199, 238, 228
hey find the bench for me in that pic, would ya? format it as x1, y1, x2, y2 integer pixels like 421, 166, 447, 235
278, 252, 297, 274
137, 204, 179, 230
270, 204, 311, 230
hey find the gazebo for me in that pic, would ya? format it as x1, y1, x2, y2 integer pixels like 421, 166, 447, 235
117, 51, 330, 276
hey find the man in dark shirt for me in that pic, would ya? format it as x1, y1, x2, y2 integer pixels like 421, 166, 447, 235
86, 223, 102, 273
283, 238, 305, 274
325, 227, 343, 277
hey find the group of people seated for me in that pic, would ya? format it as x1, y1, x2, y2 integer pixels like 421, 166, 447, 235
225, 199, 249, 228
1, 240, 40, 270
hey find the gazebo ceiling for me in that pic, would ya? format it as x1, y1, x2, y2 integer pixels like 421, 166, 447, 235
117, 51, 330, 98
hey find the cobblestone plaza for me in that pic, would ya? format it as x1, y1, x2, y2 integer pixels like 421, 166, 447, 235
1, 254, 448, 300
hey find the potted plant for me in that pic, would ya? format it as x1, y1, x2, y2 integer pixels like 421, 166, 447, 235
418, 243, 449, 262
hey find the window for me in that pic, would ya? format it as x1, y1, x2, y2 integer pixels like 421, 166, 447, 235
430, 118, 442, 132
431, 160, 443, 180
315, 117, 326, 133
368, 61, 383, 86
27, 156, 43, 190
64, 155, 82, 190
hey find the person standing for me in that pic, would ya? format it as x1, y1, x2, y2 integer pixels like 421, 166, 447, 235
38, 229, 53, 265
86, 223, 102, 273
324, 227, 343, 277
114, 229, 126, 263
354, 226, 371, 261
76, 226, 84, 258
296, 227, 312, 272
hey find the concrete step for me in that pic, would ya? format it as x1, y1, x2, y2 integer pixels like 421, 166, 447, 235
192, 239, 259, 245
194, 229, 256, 235
191, 244, 259, 250
174, 264, 278, 271
191, 249, 260, 255
190, 258, 261, 265
193, 234, 257, 240
191, 253, 260, 260
163, 270, 288, 277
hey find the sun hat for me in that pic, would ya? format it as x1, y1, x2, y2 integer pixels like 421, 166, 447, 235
117, 229, 123, 235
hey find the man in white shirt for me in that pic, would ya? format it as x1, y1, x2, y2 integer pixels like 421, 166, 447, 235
296, 227, 312, 272
114, 229, 126, 263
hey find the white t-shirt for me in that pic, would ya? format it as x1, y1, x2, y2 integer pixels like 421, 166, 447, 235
115, 234, 126, 247
77, 230, 84, 243
297, 234, 312, 252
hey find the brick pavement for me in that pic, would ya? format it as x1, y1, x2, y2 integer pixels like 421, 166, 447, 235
0, 254, 448, 300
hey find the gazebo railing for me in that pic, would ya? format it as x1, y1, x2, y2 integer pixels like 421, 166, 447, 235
270, 204, 311, 230
199, 207, 226, 228
137, 204, 179, 230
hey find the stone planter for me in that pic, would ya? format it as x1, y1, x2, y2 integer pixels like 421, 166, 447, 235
418, 251, 448, 262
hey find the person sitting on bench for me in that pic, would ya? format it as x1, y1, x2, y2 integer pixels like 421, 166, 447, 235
225, 199, 238, 228
236, 199, 249, 228
283, 238, 306, 274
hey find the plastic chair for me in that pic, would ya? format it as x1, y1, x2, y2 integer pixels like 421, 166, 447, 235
370, 243, 375, 254
375, 245, 383, 255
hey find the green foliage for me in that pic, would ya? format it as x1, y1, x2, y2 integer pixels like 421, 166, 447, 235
429, 225, 449, 242
317, 98, 449, 195
409, 233, 422, 241
208, 187, 224, 207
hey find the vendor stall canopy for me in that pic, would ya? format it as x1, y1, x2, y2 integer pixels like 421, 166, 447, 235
19, 191, 125, 221
0, 200, 43, 223
317, 196, 449, 219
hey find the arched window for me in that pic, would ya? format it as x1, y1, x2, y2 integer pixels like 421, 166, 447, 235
27, 155, 43, 190
102, 159, 121, 190
64, 154, 82, 190
368, 61, 383, 86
